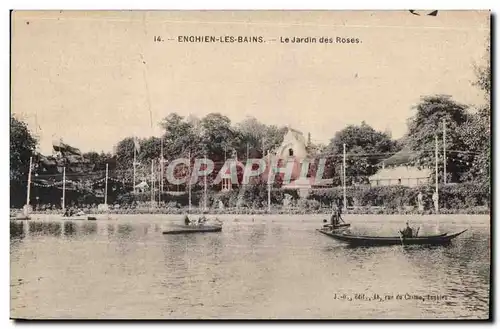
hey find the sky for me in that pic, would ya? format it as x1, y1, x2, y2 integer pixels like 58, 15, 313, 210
11, 10, 489, 155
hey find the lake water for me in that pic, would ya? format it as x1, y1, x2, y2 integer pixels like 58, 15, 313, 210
10, 214, 490, 319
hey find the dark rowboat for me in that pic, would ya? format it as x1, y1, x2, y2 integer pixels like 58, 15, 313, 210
318, 229, 467, 246
162, 225, 222, 235
322, 223, 351, 230
12, 216, 31, 221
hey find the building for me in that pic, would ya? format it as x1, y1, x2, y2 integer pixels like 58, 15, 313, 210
368, 148, 431, 187
263, 127, 317, 197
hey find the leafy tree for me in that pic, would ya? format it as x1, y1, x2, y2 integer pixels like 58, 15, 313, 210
233, 117, 287, 159
200, 113, 235, 162
323, 122, 399, 185
404, 95, 470, 183
473, 44, 491, 101
459, 44, 490, 185
114, 137, 136, 170
10, 116, 37, 181
160, 113, 202, 159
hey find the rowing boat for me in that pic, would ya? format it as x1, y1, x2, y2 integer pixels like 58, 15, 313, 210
322, 223, 351, 230
317, 229, 467, 246
162, 225, 222, 235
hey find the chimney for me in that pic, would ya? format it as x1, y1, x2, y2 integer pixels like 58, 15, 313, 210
307, 132, 311, 145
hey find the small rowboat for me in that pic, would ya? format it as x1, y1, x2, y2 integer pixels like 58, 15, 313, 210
12, 216, 31, 221
318, 229, 467, 246
323, 223, 351, 230
60, 216, 88, 220
162, 225, 222, 235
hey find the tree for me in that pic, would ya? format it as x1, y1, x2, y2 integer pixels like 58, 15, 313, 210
404, 95, 470, 183
233, 117, 287, 159
10, 116, 37, 181
473, 44, 491, 101
459, 44, 491, 185
160, 113, 202, 159
200, 113, 235, 162
138, 137, 161, 163
323, 122, 399, 185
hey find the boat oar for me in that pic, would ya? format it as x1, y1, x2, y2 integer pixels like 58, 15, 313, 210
399, 230, 405, 246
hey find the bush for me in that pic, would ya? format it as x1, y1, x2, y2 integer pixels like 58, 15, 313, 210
307, 183, 489, 211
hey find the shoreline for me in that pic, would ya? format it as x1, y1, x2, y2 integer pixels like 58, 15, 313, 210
12, 206, 490, 216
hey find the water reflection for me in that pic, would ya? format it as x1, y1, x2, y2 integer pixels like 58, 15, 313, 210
28, 221, 62, 236
107, 224, 115, 236
80, 222, 98, 235
10, 221, 25, 241
63, 221, 78, 237
248, 224, 266, 248
117, 223, 133, 238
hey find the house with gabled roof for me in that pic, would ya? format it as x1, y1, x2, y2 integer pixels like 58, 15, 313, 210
368, 148, 432, 187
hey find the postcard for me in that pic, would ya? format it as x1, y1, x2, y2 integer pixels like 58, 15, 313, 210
10, 10, 491, 320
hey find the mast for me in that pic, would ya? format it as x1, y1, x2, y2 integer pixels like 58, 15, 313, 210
104, 163, 109, 206
188, 150, 192, 213
443, 118, 447, 185
204, 153, 207, 211
343, 143, 347, 211
267, 150, 271, 213
62, 166, 66, 210
160, 137, 164, 194
157, 159, 161, 205
25, 156, 33, 212
150, 159, 154, 207
246, 143, 249, 163
435, 135, 439, 213
133, 139, 136, 193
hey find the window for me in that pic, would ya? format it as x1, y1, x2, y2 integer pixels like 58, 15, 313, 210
288, 148, 294, 156
398, 178, 402, 185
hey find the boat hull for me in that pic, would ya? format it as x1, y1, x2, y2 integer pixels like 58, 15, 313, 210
162, 225, 222, 235
322, 223, 351, 230
318, 229, 467, 246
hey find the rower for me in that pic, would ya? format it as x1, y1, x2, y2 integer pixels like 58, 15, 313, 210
330, 203, 339, 227
336, 198, 345, 223
184, 215, 191, 226
400, 222, 413, 238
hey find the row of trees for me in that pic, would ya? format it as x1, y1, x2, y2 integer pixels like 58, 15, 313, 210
11, 46, 490, 205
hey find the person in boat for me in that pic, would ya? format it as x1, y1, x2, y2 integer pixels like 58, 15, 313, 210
184, 215, 191, 226
336, 198, 345, 224
63, 208, 73, 217
198, 215, 208, 225
330, 203, 340, 228
400, 222, 414, 238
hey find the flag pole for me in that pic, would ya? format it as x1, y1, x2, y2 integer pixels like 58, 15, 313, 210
443, 118, 447, 185
204, 153, 208, 211
435, 135, 439, 213
188, 150, 192, 213
104, 163, 109, 206
133, 140, 136, 194
25, 156, 33, 215
160, 138, 164, 194
62, 166, 66, 210
343, 143, 347, 211
267, 150, 271, 213
151, 159, 154, 208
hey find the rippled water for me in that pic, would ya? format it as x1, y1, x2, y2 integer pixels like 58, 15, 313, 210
10, 214, 490, 319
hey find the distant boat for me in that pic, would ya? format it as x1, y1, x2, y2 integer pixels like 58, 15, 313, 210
162, 224, 222, 235
318, 229, 467, 247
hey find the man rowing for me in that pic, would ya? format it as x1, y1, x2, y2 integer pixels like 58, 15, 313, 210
400, 222, 419, 238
